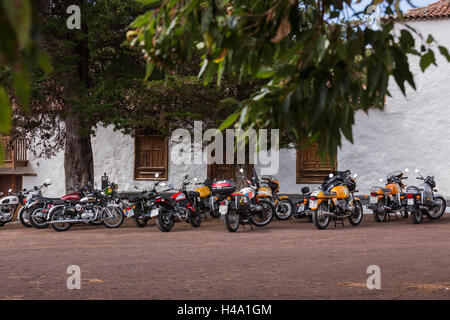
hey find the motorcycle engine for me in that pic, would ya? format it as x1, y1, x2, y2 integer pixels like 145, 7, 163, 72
174, 207, 187, 220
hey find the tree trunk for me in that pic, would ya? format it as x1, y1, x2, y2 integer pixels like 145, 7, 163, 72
64, 109, 94, 192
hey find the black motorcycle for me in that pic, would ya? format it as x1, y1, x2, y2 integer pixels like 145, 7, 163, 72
405, 169, 446, 224
293, 186, 313, 222
128, 179, 166, 227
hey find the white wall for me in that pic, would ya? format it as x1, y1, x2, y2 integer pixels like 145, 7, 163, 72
339, 20, 450, 195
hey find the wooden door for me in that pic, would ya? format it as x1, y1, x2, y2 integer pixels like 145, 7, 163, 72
0, 174, 22, 195
134, 130, 168, 180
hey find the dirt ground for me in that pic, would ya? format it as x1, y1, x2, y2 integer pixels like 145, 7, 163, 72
0, 213, 449, 300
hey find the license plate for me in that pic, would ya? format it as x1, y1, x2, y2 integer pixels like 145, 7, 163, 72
309, 200, 317, 209
219, 205, 228, 215
297, 204, 305, 212
370, 197, 378, 204
407, 199, 414, 205
125, 209, 134, 217
150, 208, 160, 218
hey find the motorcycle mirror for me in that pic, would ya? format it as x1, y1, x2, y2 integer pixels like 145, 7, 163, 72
155, 173, 159, 178
353, 173, 358, 178
45, 178, 51, 183
415, 168, 419, 173
194, 177, 198, 182
8, 188, 12, 193
23, 188, 27, 192
328, 173, 334, 178
134, 186, 139, 190
185, 174, 189, 179
160, 182, 166, 187
169, 184, 174, 189
404, 168, 409, 172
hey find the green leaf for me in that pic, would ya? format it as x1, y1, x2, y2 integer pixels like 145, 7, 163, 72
218, 111, 239, 131
420, 50, 435, 72
3, 0, 31, 47
144, 62, 154, 81
12, 70, 30, 110
438, 46, 450, 62
256, 66, 275, 79
135, 0, 160, 4
0, 87, 12, 134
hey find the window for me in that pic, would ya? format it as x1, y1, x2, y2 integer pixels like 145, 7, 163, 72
134, 128, 168, 180
296, 142, 336, 184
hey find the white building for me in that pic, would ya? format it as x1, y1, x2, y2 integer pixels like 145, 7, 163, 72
1, 1, 450, 199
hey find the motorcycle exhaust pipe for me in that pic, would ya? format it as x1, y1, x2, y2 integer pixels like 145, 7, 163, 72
49, 219, 88, 224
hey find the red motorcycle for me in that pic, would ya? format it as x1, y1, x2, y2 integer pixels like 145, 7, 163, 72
153, 175, 202, 232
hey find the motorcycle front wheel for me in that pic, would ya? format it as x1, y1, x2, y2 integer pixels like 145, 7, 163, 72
224, 209, 240, 232
102, 205, 124, 228
18, 207, 33, 228
251, 200, 274, 227
188, 209, 202, 227
312, 202, 330, 230
348, 201, 363, 226
29, 208, 49, 229
49, 207, 72, 232
274, 198, 294, 220
155, 209, 174, 232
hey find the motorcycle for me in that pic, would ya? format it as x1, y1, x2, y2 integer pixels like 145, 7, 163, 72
309, 170, 363, 230
293, 186, 313, 222
193, 178, 220, 218
259, 176, 294, 220
368, 170, 409, 222
0, 181, 51, 228
128, 173, 168, 227
47, 183, 124, 232
153, 175, 202, 232
405, 169, 446, 224
219, 168, 275, 232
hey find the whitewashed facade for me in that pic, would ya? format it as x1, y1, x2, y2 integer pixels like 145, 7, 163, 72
1, 17, 450, 198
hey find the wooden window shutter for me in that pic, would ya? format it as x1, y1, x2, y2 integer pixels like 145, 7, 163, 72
134, 129, 168, 180
296, 143, 336, 183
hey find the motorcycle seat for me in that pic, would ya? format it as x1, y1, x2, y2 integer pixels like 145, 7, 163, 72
34, 196, 61, 203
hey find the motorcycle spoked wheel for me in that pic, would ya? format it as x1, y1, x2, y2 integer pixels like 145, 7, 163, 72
348, 201, 363, 226
224, 209, 240, 232
274, 198, 294, 220
155, 209, 174, 232
312, 202, 331, 230
187, 209, 202, 227
133, 210, 149, 227
29, 208, 49, 229
250, 200, 274, 227
427, 197, 446, 220
400, 208, 408, 219
411, 207, 423, 224
102, 205, 124, 228
18, 207, 33, 228
49, 207, 72, 232
372, 198, 387, 223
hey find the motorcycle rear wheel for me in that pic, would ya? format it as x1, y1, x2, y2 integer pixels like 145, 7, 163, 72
103, 206, 124, 228
29, 208, 49, 229
133, 212, 148, 227
209, 201, 220, 218
348, 201, 363, 226
49, 208, 72, 232
251, 200, 274, 227
411, 207, 423, 224
274, 198, 293, 220
427, 197, 446, 220
156, 209, 174, 232
312, 202, 330, 230
224, 210, 240, 232
373, 199, 387, 223
18, 207, 33, 228
188, 209, 202, 227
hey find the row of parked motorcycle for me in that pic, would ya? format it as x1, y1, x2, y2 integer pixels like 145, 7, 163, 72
0, 167, 446, 232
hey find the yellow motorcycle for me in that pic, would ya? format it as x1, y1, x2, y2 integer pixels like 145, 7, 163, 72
258, 177, 294, 220
309, 170, 363, 230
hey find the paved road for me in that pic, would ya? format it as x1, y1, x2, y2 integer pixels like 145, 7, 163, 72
1, 213, 449, 300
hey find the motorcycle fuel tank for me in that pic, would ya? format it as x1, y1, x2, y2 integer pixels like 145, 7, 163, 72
0, 195, 19, 205
61, 193, 81, 201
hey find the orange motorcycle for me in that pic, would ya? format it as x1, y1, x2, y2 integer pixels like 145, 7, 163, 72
309, 170, 363, 230
368, 170, 409, 222
257, 176, 294, 220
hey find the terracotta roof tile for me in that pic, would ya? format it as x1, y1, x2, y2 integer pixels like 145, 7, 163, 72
405, 0, 450, 20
